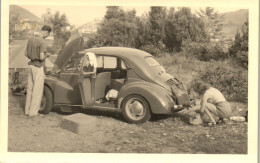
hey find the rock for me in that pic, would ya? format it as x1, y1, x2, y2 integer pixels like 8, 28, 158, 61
210, 137, 215, 140
162, 133, 168, 136
230, 116, 245, 122
160, 123, 165, 127
116, 147, 121, 151
206, 134, 210, 138
123, 140, 130, 144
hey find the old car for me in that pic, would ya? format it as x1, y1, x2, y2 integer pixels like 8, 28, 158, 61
40, 30, 194, 124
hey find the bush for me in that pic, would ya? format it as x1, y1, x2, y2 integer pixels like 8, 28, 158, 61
236, 51, 248, 69
183, 42, 228, 61
140, 44, 161, 56
192, 61, 248, 103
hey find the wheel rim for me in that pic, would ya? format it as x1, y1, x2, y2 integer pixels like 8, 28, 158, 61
125, 98, 146, 121
40, 93, 46, 111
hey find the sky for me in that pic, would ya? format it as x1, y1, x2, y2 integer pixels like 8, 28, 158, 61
20, 5, 244, 27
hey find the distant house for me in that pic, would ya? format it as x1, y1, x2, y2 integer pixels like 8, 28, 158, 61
41, 8, 53, 27
21, 19, 40, 31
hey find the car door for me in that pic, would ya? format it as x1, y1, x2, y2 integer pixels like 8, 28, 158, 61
54, 53, 84, 105
78, 52, 97, 107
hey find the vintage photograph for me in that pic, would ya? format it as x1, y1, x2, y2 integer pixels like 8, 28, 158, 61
1, 0, 259, 162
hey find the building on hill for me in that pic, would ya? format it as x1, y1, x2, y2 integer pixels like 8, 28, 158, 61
41, 8, 53, 26
21, 19, 41, 31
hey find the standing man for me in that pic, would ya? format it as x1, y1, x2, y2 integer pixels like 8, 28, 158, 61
25, 25, 52, 117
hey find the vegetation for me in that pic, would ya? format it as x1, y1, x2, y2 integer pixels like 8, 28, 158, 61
228, 19, 248, 68
86, 6, 248, 103
9, 11, 27, 42
48, 11, 71, 53
9, 6, 248, 103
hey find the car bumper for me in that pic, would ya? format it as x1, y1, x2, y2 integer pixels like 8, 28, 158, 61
170, 98, 196, 112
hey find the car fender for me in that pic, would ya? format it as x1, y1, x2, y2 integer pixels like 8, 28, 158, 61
44, 76, 57, 92
117, 81, 175, 114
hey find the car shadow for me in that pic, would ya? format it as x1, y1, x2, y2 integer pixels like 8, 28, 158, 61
81, 108, 125, 122
54, 106, 126, 122
150, 113, 192, 125
150, 114, 172, 121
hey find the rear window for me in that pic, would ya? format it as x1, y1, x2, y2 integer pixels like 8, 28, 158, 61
145, 57, 160, 67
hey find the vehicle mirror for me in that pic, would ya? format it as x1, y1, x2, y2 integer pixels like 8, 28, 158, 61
81, 52, 97, 75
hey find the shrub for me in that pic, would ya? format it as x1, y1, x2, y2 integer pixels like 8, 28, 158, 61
140, 44, 161, 56
183, 42, 228, 61
192, 61, 248, 103
236, 51, 248, 69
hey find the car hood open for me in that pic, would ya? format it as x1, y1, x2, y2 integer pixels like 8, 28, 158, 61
52, 30, 85, 72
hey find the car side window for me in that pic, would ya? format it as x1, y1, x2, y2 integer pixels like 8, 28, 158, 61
96, 56, 103, 68
104, 56, 117, 69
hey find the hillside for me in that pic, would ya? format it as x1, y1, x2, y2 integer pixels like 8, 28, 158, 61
220, 9, 248, 39
9, 5, 40, 22
78, 19, 101, 33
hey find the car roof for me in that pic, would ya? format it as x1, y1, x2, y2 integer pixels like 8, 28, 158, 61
83, 47, 157, 82
83, 47, 152, 60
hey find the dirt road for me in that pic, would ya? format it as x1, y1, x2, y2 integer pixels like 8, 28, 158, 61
8, 89, 247, 154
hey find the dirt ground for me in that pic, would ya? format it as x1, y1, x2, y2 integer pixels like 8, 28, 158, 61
8, 87, 248, 154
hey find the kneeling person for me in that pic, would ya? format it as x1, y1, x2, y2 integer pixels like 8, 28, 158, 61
193, 82, 232, 124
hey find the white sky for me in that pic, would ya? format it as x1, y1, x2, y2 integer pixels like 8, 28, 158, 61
19, 5, 244, 27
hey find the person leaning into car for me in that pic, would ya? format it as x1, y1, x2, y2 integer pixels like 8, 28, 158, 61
24, 25, 52, 117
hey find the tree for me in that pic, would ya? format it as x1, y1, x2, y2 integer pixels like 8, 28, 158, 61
9, 11, 20, 41
164, 7, 208, 52
164, 7, 182, 52
197, 7, 224, 41
228, 19, 248, 68
148, 7, 167, 49
87, 6, 139, 48
50, 11, 70, 48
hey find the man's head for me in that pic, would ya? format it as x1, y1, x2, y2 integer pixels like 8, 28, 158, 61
41, 25, 52, 38
192, 81, 210, 95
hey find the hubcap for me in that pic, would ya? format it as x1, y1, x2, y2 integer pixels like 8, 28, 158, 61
125, 98, 145, 120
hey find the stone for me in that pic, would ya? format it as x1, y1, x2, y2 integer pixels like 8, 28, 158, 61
162, 133, 168, 136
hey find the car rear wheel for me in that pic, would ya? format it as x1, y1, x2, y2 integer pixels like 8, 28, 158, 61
121, 95, 151, 124
39, 86, 53, 114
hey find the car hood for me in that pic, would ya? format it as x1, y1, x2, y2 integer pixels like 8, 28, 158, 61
52, 30, 85, 72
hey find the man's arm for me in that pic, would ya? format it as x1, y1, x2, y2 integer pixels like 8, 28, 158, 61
200, 93, 208, 113
40, 52, 51, 61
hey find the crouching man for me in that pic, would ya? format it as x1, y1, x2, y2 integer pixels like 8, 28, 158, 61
192, 81, 232, 125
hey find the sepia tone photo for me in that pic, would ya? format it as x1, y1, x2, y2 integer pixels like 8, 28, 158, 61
1, 0, 259, 162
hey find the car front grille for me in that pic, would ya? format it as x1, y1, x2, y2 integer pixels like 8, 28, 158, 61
166, 78, 184, 90
166, 78, 178, 86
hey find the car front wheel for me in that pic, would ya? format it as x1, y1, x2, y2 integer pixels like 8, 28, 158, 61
121, 95, 151, 124
39, 86, 53, 114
